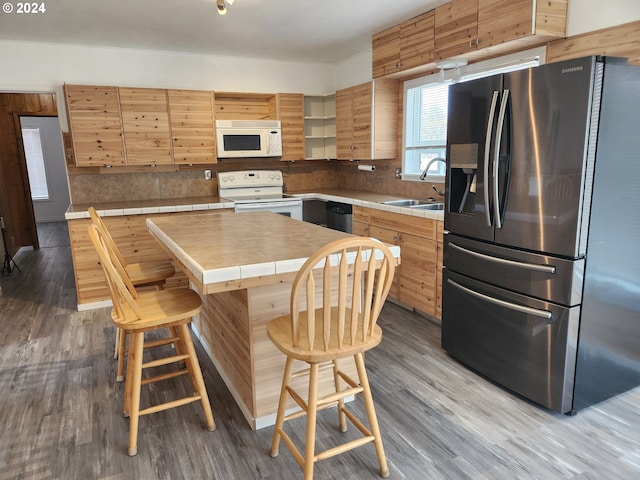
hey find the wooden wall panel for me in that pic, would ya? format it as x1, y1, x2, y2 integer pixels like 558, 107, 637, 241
547, 20, 640, 66
0, 93, 57, 255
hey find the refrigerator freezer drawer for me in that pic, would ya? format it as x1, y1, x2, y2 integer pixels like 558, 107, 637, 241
442, 270, 580, 413
444, 234, 584, 306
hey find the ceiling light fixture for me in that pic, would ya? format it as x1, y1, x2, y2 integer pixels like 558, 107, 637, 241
436, 59, 468, 70
217, 0, 236, 15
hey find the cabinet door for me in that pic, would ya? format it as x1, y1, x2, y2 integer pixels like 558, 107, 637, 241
335, 87, 354, 160
351, 82, 373, 160
372, 24, 401, 78
167, 89, 216, 165
64, 85, 125, 167
119, 88, 173, 165
398, 232, 437, 316
277, 93, 305, 161
477, 0, 534, 47
434, 0, 479, 60
352, 220, 370, 237
400, 10, 435, 72
369, 225, 399, 300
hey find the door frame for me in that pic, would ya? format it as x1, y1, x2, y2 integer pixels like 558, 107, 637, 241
12, 112, 60, 250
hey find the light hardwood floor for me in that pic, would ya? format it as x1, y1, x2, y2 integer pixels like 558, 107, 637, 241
0, 222, 638, 479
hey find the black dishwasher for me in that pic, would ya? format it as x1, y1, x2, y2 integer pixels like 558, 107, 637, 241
326, 201, 352, 233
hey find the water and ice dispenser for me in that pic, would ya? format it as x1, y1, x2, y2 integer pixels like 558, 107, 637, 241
448, 143, 479, 214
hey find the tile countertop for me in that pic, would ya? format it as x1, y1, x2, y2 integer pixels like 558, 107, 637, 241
64, 196, 233, 220
147, 211, 401, 289
287, 188, 444, 221
64, 189, 443, 221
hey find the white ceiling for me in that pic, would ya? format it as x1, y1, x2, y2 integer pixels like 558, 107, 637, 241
0, 0, 448, 63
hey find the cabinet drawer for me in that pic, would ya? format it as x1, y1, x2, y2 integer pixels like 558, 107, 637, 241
370, 209, 436, 239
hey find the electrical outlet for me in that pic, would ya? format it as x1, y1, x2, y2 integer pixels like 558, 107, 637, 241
204, 170, 212, 180
395, 168, 402, 179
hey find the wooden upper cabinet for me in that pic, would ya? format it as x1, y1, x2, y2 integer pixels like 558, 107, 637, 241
372, 11, 435, 78
434, 0, 479, 60
336, 79, 398, 161
351, 82, 374, 159
64, 85, 125, 167
335, 88, 354, 160
167, 89, 216, 165
400, 10, 436, 71
477, 0, 567, 48
372, 24, 401, 78
119, 87, 173, 166
276, 93, 305, 161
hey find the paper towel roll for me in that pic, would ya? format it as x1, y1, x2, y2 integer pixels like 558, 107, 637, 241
358, 164, 376, 171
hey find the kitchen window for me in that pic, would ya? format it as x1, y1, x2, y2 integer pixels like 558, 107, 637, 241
402, 47, 545, 181
22, 127, 50, 200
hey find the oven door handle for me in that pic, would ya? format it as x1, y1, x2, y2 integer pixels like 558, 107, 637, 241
447, 278, 553, 319
234, 200, 302, 211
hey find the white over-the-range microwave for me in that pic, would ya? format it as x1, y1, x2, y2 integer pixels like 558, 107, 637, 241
215, 120, 282, 158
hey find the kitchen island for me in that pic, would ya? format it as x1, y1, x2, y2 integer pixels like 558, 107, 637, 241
147, 210, 400, 429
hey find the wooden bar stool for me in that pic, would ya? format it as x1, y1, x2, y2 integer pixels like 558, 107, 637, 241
267, 237, 396, 479
88, 223, 216, 456
88, 207, 176, 381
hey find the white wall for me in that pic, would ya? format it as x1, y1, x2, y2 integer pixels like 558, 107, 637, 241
335, 50, 373, 90
0, 40, 336, 130
20, 116, 71, 222
567, 0, 640, 36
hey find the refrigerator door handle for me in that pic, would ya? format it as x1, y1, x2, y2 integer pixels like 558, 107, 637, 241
447, 278, 553, 319
449, 242, 557, 274
484, 91, 500, 227
493, 89, 510, 229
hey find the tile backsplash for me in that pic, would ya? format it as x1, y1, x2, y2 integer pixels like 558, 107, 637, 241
68, 161, 444, 204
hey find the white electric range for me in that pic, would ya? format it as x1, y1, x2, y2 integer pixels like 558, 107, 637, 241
217, 170, 303, 221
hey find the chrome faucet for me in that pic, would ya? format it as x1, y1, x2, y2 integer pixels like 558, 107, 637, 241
419, 157, 446, 181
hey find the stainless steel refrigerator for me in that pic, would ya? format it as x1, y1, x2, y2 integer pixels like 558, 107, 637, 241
441, 56, 640, 414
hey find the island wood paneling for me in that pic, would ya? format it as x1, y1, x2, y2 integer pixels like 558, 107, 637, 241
196, 278, 359, 427
167, 89, 217, 165
68, 213, 199, 307
547, 20, 640, 66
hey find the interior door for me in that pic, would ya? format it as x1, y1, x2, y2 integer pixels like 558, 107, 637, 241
445, 74, 502, 242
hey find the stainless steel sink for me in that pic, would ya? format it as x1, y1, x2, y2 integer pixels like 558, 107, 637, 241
381, 199, 432, 207
381, 199, 444, 210
410, 203, 444, 210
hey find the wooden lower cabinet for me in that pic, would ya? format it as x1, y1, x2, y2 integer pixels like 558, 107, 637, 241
398, 232, 437, 315
67, 210, 221, 308
369, 225, 400, 300
353, 206, 442, 319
